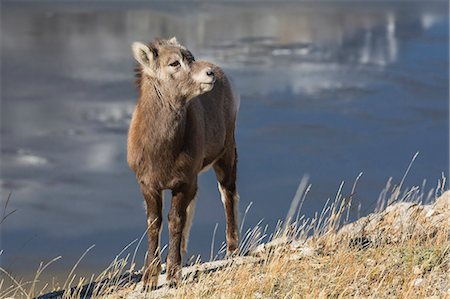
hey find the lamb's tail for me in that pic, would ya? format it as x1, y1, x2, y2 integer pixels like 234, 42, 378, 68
229, 77, 241, 115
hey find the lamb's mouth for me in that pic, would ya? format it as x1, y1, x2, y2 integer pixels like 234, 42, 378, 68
200, 82, 214, 91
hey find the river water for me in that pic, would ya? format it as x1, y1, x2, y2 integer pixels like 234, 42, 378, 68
1, 1, 448, 284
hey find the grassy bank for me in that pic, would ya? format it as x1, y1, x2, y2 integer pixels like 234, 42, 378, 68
136, 242, 448, 298
1, 175, 449, 298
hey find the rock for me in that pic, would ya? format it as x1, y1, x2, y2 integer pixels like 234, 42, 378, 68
337, 191, 450, 246
252, 237, 290, 256
411, 278, 424, 288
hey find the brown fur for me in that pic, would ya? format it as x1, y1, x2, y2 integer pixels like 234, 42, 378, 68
127, 38, 240, 287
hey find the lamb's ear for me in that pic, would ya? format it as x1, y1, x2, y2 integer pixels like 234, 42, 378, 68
168, 37, 179, 46
132, 42, 155, 72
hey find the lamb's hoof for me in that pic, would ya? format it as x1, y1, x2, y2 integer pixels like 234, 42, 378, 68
141, 278, 158, 292
226, 243, 239, 257
166, 265, 181, 288
141, 267, 160, 292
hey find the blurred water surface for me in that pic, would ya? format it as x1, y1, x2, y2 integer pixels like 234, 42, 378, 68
1, 1, 448, 281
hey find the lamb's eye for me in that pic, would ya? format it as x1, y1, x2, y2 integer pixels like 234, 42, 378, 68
169, 60, 180, 67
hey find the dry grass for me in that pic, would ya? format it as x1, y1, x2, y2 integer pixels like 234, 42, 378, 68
141, 236, 448, 298
1, 156, 449, 298
131, 169, 448, 299
3, 232, 448, 299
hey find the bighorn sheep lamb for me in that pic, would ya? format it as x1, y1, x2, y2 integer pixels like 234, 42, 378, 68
127, 37, 240, 287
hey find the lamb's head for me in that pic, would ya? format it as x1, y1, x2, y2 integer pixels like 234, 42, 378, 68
132, 37, 215, 102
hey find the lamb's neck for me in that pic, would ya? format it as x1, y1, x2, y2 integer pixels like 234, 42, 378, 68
138, 80, 187, 151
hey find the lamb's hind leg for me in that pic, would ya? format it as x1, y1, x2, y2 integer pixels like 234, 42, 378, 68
142, 188, 163, 289
181, 193, 197, 256
213, 146, 239, 255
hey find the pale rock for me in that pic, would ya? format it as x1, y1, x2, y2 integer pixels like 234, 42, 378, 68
336, 191, 450, 246
411, 278, 424, 287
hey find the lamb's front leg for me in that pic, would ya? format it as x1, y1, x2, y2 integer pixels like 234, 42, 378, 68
142, 188, 163, 289
167, 182, 197, 285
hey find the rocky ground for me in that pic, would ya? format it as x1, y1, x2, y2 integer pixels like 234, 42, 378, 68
29, 191, 450, 298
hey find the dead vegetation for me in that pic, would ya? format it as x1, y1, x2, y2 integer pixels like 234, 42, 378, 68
1, 167, 448, 298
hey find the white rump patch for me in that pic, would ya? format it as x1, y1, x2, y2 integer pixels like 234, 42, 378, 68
181, 193, 197, 256
229, 78, 240, 114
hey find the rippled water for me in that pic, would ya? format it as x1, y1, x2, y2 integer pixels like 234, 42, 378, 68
1, 1, 448, 282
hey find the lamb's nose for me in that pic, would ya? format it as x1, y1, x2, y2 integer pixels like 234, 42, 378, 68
206, 69, 214, 77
